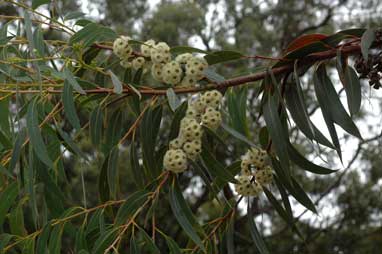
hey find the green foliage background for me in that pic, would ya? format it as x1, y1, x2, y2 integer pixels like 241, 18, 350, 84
0, 0, 381, 253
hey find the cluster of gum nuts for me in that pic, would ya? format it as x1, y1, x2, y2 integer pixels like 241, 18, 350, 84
234, 148, 274, 196
163, 90, 223, 173
113, 36, 208, 87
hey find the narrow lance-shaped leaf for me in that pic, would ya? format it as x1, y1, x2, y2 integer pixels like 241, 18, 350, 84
90, 106, 103, 146
139, 227, 161, 254
9, 200, 26, 236
33, 26, 45, 57
287, 142, 337, 174
91, 228, 119, 254
313, 64, 342, 160
320, 65, 362, 138
48, 225, 64, 254
166, 88, 181, 112
361, 28, 375, 62
287, 62, 313, 136
32, 0, 50, 9
226, 87, 249, 137
107, 146, 119, 199
114, 190, 150, 226
63, 68, 86, 95
200, 148, 237, 184
62, 80, 81, 130
8, 130, 26, 172
129, 140, 145, 188
169, 177, 206, 251
204, 50, 243, 65
129, 236, 140, 254
262, 91, 291, 183
290, 176, 317, 214
170, 46, 209, 54
344, 66, 362, 116
69, 23, 117, 48
286, 69, 334, 148
0, 182, 18, 228
336, 51, 362, 116
247, 201, 270, 254
27, 98, 54, 168
108, 70, 123, 94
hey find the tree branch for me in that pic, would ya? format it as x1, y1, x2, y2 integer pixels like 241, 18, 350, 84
4, 43, 366, 97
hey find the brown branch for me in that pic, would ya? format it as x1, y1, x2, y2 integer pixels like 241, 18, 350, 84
1, 43, 365, 97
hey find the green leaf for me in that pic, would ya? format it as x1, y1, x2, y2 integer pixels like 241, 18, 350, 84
9, 200, 26, 236
263, 187, 292, 225
313, 65, 342, 159
323, 28, 365, 47
107, 146, 119, 199
164, 236, 182, 254
64, 11, 85, 21
33, 158, 65, 216
62, 80, 81, 130
221, 123, 256, 148
343, 66, 361, 116
98, 156, 110, 203
315, 65, 362, 139
170, 46, 209, 54
286, 65, 312, 137
36, 224, 51, 254
56, 127, 87, 160
247, 202, 270, 254
70, 22, 117, 48
132, 68, 144, 87
226, 87, 249, 136
75, 225, 88, 252
200, 148, 237, 184
262, 92, 291, 183
27, 98, 54, 168
91, 228, 119, 254
189, 160, 219, 197
21, 238, 35, 254
264, 186, 304, 240
169, 102, 187, 140
129, 236, 140, 254
166, 88, 181, 112
0, 98, 10, 136
289, 177, 317, 214
108, 70, 123, 94
203, 68, 225, 83
286, 64, 334, 149
0, 234, 14, 251
361, 28, 375, 61
274, 176, 293, 219
287, 142, 337, 174
129, 140, 145, 188
284, 41, 330, 60
258, 127, 269, 149
32, 0, 50, 9
33, 26, 45, 57
90, 106, 103, 146
48, 225, 64, 254
204, 50, 243, 65
0, 182, 18, 228
169, 178, 205, 251
140, 106, 162, 177
114, 190, 150, 226
63, 68, 86, 95
9, 131, 26, 173
139, 227, 161, 254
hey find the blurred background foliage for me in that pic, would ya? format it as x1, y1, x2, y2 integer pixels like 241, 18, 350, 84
0, 0, 381, 253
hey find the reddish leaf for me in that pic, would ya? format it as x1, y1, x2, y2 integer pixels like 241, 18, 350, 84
284, 34, 328, 54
